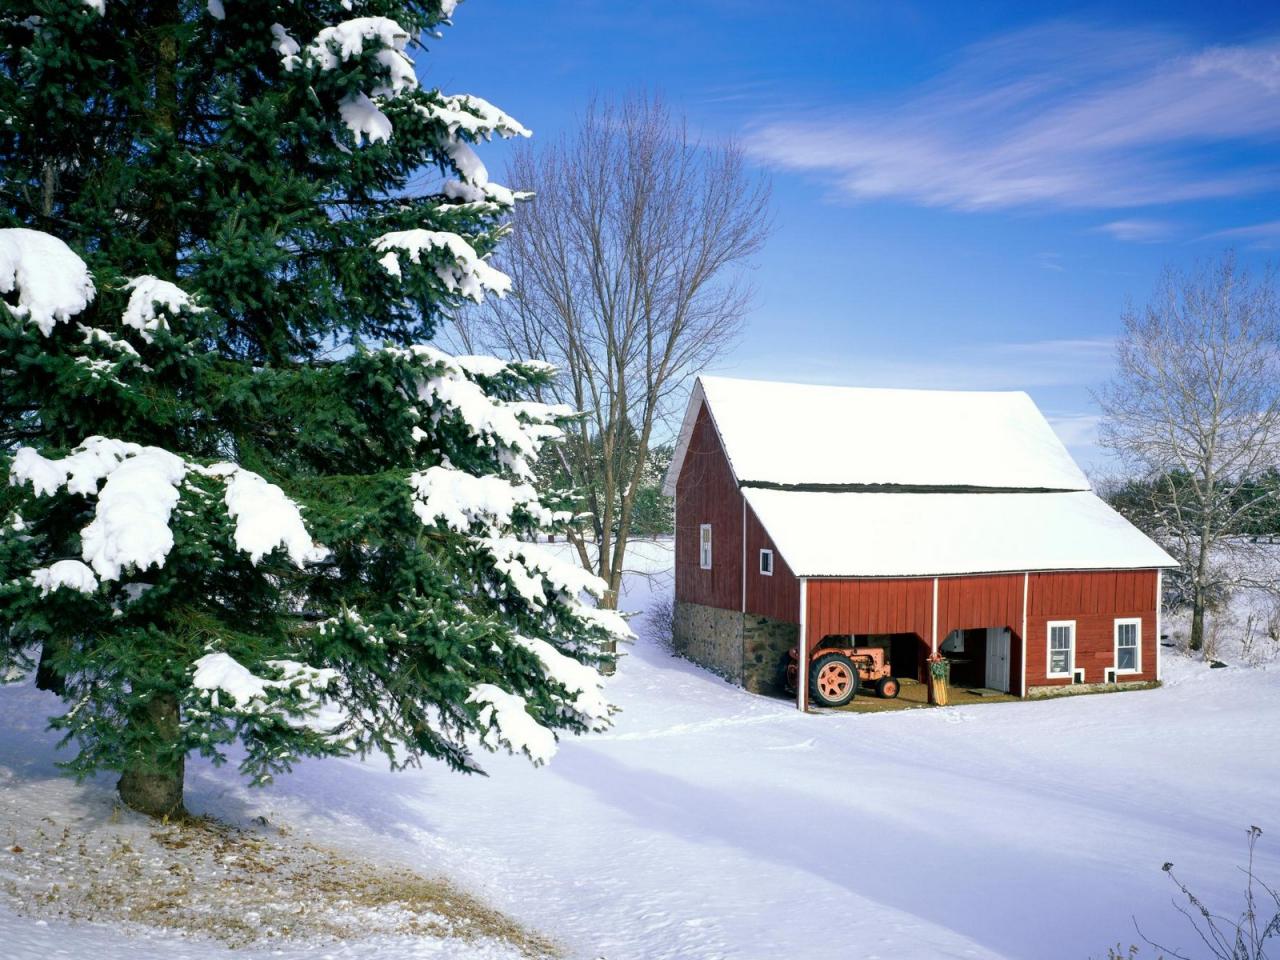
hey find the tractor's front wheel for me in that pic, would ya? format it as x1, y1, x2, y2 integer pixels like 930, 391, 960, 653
876, 676, 900, 699
810, 653, 859, 707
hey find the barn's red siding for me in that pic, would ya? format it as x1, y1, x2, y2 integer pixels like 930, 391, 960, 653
806, 578, 934, 645
1026, 570, 1158, 685
800, 569, 1158, 697
936, 573, 1027, 697
744, 504, 800, 623
935, 574, 1023, 638
674, 403, 742, 610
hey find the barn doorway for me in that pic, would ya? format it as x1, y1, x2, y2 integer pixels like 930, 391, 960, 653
887, 633, 926, 683
939, 627, 1012, 693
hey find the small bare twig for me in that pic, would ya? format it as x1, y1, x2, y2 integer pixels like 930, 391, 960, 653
1128, 825, 1279, 960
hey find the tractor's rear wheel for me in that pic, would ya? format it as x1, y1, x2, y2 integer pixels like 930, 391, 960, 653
809, 653, 859, 707
876, 676, 900, 699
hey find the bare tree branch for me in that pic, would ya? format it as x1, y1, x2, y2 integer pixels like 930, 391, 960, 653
443, 93, 771, 624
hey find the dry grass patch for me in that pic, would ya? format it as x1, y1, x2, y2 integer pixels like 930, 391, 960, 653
1, 810, 558, 957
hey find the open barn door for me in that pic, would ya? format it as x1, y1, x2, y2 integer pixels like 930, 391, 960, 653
985, 627, 1011, 692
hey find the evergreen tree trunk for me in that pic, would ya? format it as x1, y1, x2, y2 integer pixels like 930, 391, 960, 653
117, 691, 186, 818
34, 638, 67, 695
147, 0, 182, 270
110, 1, 187, 822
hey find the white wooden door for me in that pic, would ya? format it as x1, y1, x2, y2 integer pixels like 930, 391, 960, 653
985, 627, 1011, 692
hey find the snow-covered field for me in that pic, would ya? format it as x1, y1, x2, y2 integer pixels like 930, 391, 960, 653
4, 538, 1278, 960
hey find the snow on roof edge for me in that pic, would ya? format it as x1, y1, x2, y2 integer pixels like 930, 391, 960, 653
665, 374, 1091, 496
743, 487, 1177, 580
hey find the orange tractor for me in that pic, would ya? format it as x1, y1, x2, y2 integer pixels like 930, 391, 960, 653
785, 640, 900, 707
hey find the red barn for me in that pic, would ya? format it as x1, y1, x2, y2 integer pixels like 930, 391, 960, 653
662, 376, 1176, 710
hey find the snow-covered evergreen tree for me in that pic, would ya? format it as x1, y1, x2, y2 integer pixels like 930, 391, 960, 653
0, 1, 626, 817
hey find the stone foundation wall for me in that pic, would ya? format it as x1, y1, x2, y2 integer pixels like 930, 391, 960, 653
673, 601, 744, 684
742, 613, 801, 695
1027, 679, 1159, 699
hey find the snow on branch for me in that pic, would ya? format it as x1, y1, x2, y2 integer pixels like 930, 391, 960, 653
339, 94, 392, 145
11, 436, 137, 497
300, 17, 415, 89
286, 17, 418, 146
512, 635, 609, 726
408, 93, 530, 208
373, 229, 511, 301
570, 603, 636, 643
191, 652, 338, 716
78, 324, 139, 358
441, 178, 517, 209
467, 683, 557, 764
0, 229, 96, 336
10, 439, 328, 584
80, 447, 188, 580
419, 93, 531, 141
410, 465, 554, 534
442, 138, 488, 187
380, 345, 570, 480
31, 560, 99, 596
481, 537, 607, 607
122, 275, 203, 342
202, 464, 330, 566
10, 438, 186, 581
270, 23, 299, 57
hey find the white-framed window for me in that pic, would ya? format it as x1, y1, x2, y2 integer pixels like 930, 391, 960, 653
699, 524, 712, 570
1114, 618, 1141, 674
1047, 620, 1075, 678
759, 548, 774, 576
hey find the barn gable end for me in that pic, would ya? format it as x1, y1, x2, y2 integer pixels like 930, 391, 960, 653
672, 401, 801, 693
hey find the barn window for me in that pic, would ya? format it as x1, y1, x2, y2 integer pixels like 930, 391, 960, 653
759, 549, 773, 576
699, 524, 712, 570
1115, 619, 1141, 674
1047, 621, 1075, 678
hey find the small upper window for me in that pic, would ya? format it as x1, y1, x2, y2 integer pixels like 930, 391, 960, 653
1115, 619, 1141, 674
759, 549, 774, 576
1048, 621, 1075, 678
699, 524, 712, 570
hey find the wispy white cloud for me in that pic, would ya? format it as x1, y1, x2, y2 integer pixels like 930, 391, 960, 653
1200, 219, 1280, 248
746, 23, 1280, 211
1095, 218, 1179, 242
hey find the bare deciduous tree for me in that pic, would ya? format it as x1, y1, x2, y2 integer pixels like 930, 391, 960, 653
449, 94, 771, 618
1098, 254, 1280, 652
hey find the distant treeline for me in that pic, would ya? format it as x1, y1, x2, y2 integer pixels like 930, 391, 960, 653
1103, 469, 1280, 541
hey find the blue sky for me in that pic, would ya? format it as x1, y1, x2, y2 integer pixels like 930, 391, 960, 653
425, 1, 1280, 473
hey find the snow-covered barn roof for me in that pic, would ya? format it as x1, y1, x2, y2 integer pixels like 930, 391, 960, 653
662, 376, 1090, 495
743, 488, 1177, 578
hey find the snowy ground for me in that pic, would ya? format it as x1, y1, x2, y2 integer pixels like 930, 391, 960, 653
4, 538, 1279, 960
